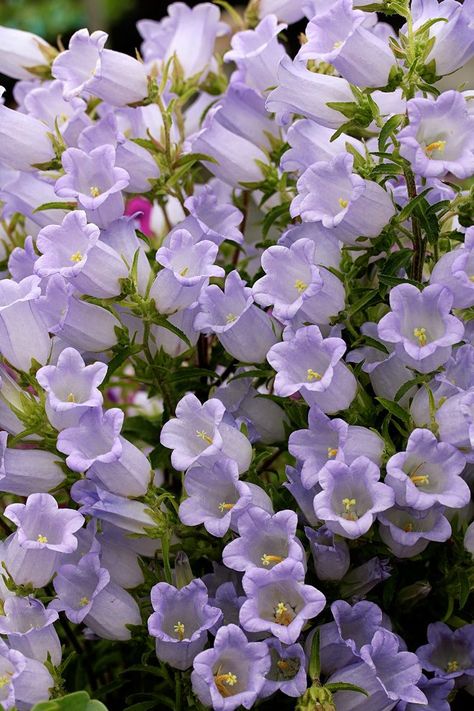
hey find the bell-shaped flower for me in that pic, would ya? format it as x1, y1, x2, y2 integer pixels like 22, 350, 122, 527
313, 456, 394, 539
0, 87, 55, 171
398, 91, 474, 179
224, 15, 287, 93
339, 557, 391, 599
37, 347, 107, 430
179, 457, 254, 537
148, 579, 222, 670
87, 434, 152, 498
0, 596, 61, 667
290, 153, 395, 245
0, 26, 54, 80
430, 226, 474, 309
0, 638, 54, 711
55, 145, 129, 228
266, 54, 354, 127
267, 325, 357, 414
281, 119, 363, 175
35, 211, 127, 298
222, 506, 303, 572
151, 229, 224, 314
51, 552, 141, 640
377, 283, 464, 374
258, 0, 305, 24
261, 638, 307, 699
240, 559, 326, 644
416, 622, 474, 681
0, 275, 50, 371
298, 0, 395, 88
57, 407, 123, 472
253, 239, 345, 325
0, 432, 65, 496
52, 28, 148, 105
160, 393, 252, 473
181, 184, 244, 246
436, 389, 474, 462
305, 525, 350, 581
195, 271, 279, 363
378, 504, 451, 559
284, 464, 320, 527
385, 428, 469, 510
289, 407, 383, 489
71, 479, 155, 534
191, 623, 270, 711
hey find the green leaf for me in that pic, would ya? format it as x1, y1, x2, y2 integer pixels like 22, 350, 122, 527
395, 188, 432, 222
31, 691, 108, 711
151, 316, 192, 349
308, 629, 321, 681
347, 289, 381, 317
378, 273, 424, 289
376, 397, 411, 424
325, 682, 369, 696
33, 201, 77, 213
378, 113, 404, 153
174, 152, 218, 167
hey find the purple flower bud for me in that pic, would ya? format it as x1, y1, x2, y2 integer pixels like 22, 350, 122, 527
0, 87, 55, 171
222, 506, 304, 572
36, 347, 107, 430
377, 283, 464, 373
148, 578, 222, 670
195, 271, 280, 363
284, 463, 321, 526
0, 26, 54, 80
305, 525, 350, 580
52, 28, 148, 105
266, 54, 354, 127
0, 275, 50, 371
386, 428, 469, 510
398, 91, 474, 179
240, 559, 326, 643
298, 0, 395, 87
267, 325, 357, 414
191, 623, 270, 711
57, 407, 123, 472
160, 393, 252, 473
313, 457, 394, 539
340, 557, 391, 599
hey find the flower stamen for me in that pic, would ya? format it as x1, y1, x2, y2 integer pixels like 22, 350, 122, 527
89, 186, 101, 197
425, 140, 446, 155
413, 327, 427, 346
274, 601, 294, 626
307, 369, 322, 382
226, 313, 237, 323
70, 251, 83, 263
80, 596, 89, 606
261, 553, 285, 566
446, 660, 459, 673
218, 502, 234, 512
342, 498, 358, 521
338, 197, 348, 208
327, 447, 338, 458
174, 621, 185, 641
196, 430, 213, 445
294, 279, 308, 293
214, 671, 238, 697
37, 534, 48, 543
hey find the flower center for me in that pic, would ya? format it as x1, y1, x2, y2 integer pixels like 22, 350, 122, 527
37, 534, 48, 543
409, 462, 430, 487
0, 675, 10, 689
294, 279, 308, 293
338, 197, 348, 209
226, 313, 237, 323
403, 522, 414, 532
327, 447, 338, 458
261, 553, 285, 566
413, 327, 427, 346
70, 251, 83, 263
333, 40, 343, 49
218, 502, 234, 512
276, 657, 300, 679
307, 369, 322, 382
89, 186, 101, 197
274, 601, 295, 626
446, 660, 459, 673
425, 140, 446, 155
174, 621, 185, 640
214, 671, 238, 697
67, 392, 76, 403
80, 596, 89, 607
196, 430, 213, 445
342, 498, 358, 521
179, 266, 189, 277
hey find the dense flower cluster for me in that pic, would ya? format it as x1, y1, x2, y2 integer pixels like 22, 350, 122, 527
0, 0, 473, 708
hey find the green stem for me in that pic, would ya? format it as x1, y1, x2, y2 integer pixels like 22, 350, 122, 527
403, 165, 425, 281
175, 672, 182, 711
161, 533, 173, 585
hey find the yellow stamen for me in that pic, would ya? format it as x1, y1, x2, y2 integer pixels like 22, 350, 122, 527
274, 601, 294, 626
0, 675, 10, 689
196, 430, 213, 445
261, 554, 285, 566
338, 198, 348, 209
333, 40, 343, 49
294, 279, 308, 293
80, 596, 89, 606
70, 251, 83, 263
214, 671, 238, 697
179, 267, 189, 277
403, 522, 414, 533
469, 275, 474, 282
37, 534, 48, 544
307, 369, 322, 382
413, 327, 427, 346
327, 447, 338, 458
277, 659, 290, 671
67, 392, 76, 403
89, 186, 101, 197
425, 140, 446, 155
410, 474, 430, 486
174, 621, 185, 640
218, 502, 234, 512
446, 660, 459, 673
342, 498, 358, 521
226, 313, 237, 323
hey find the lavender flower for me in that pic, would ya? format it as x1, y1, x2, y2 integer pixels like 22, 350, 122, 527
430, 226, 474, 309
0, 87, 54, 171
378, 504, 452, 558
57, 407, 123, 472
416, 622, 474, 681
191, 624, 270, 711
305, 525, 350, 581
261, 638, 307, 698
148, 579, 222, 670
240, 559, 326, 643
0, 596, 61, 666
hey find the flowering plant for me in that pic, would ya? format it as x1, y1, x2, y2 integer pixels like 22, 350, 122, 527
0, 0, 474, 709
